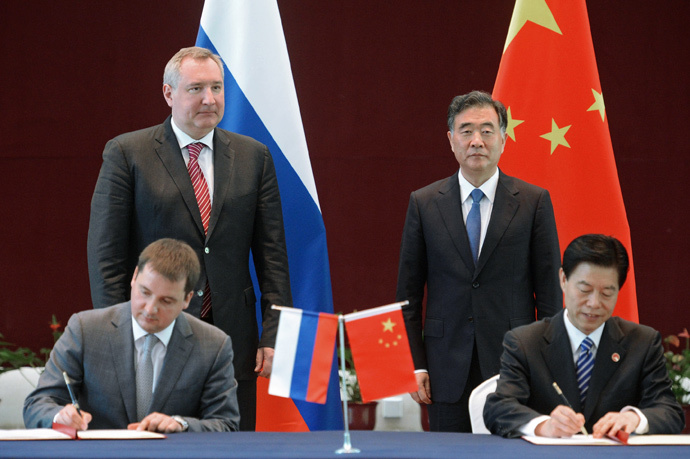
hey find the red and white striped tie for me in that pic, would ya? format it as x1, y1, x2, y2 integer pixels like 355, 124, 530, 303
187, 143, 211, 234
187, 142, 212, 318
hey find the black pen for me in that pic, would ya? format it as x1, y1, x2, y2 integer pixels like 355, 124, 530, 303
551, 382, 588, 435
62, 371, 82, 417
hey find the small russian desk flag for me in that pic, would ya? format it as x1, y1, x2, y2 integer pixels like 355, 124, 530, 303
269, 307, 339, 404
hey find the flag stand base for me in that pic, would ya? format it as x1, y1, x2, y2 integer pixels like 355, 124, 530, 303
335, 317, 361, 454
335, 432, 361, 454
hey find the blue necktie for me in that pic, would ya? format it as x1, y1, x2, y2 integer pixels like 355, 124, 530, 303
467, 189, 484, 265
576, 337, 595, 405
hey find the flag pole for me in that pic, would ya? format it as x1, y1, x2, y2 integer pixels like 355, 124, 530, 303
335, 315, 360, 454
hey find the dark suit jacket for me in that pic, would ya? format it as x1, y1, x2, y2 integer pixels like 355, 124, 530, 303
87, 117, 292, 380
23, 303, 240, 432
483, 310, 685, 437
396, 170, 562, 403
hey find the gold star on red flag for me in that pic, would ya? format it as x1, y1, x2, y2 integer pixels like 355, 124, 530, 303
506, 106, 524, 142
540, 119, 571, 155
380, 317, 401, 347
378, 334, 403, 348
504, 0, 562, 52
587, 88, 606, 122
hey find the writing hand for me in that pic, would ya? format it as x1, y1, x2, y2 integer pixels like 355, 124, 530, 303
535, 405, 586, 437
55, 404, 92, 431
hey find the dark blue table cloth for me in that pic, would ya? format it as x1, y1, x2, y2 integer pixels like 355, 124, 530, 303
2, 431, 688, 459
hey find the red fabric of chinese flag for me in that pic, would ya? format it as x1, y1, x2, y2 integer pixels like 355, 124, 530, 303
344, 302, 417, 403
493, 0, 638, 322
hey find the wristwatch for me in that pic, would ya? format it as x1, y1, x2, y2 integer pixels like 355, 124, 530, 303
171, 415, 189, 431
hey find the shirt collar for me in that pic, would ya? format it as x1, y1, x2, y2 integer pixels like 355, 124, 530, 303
458, 168, 499, 204
131, 316, 176, 347
170, 119, 215, 151
563, 309, 605, 355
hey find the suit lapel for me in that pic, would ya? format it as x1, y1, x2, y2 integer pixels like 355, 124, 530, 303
476, 172, 519, 276
584, 319, 626, 420
154, 117, 207, 238
149, 314, 195, 413
207, 129, 235, 240
435, 174, 475, 273
108, 304, 138, 423
542, 312, 583, 412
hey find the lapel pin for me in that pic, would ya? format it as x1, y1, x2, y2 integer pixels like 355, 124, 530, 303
611, 353, 620, 362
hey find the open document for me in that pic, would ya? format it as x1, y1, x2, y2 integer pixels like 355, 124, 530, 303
523, 434, 690, 446
0, 426, 165, 441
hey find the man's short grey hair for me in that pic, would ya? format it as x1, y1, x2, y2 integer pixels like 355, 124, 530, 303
447, 90, 507, 137
163, 46, 224, 89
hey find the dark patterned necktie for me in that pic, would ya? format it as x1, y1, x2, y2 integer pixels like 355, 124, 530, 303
576, 337, 595, 405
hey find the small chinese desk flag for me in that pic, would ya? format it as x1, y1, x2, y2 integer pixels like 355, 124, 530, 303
343, 302, 417, 403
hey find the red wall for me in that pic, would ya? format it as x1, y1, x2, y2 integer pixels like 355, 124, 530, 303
2, 1, 689, 352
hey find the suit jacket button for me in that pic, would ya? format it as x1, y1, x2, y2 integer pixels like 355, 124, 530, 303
472, 281, 480, 289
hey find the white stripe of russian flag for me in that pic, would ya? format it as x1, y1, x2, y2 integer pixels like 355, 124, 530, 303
269, 307, 303, 398
200, 0, 320, 209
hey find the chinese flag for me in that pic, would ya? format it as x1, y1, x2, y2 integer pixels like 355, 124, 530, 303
344, 302, 417, 403
493, 0, 638, 322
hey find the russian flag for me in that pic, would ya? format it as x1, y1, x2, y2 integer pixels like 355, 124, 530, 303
195, 1, 343, 430
269, 308, 339, 404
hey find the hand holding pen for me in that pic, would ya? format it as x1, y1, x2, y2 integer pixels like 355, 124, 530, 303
56, 371, 92, 430
551, 382, 588, 435
62, 372, 82, 416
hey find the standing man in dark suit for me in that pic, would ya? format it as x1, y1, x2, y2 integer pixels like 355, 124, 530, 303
87, 47, 292, 431
484, 234, 684, 438
25, 239, 240, 432
396, 90, 562, 432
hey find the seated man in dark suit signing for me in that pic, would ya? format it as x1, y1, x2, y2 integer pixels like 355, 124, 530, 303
484, 234, 684, 438
24, 238, 239, 432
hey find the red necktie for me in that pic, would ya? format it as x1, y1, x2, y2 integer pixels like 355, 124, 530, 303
187, 143, 211, 234
187, 143, 212, 318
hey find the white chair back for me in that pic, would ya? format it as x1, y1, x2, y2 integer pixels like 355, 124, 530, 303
468, 374, 499, 434
0, 367, 42, 428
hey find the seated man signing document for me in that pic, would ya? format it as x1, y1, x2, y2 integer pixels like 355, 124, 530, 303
24, 238, 239, 432
484, 234, 684, 438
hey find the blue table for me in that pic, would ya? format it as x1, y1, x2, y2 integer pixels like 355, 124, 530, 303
2, 431, 688, 458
